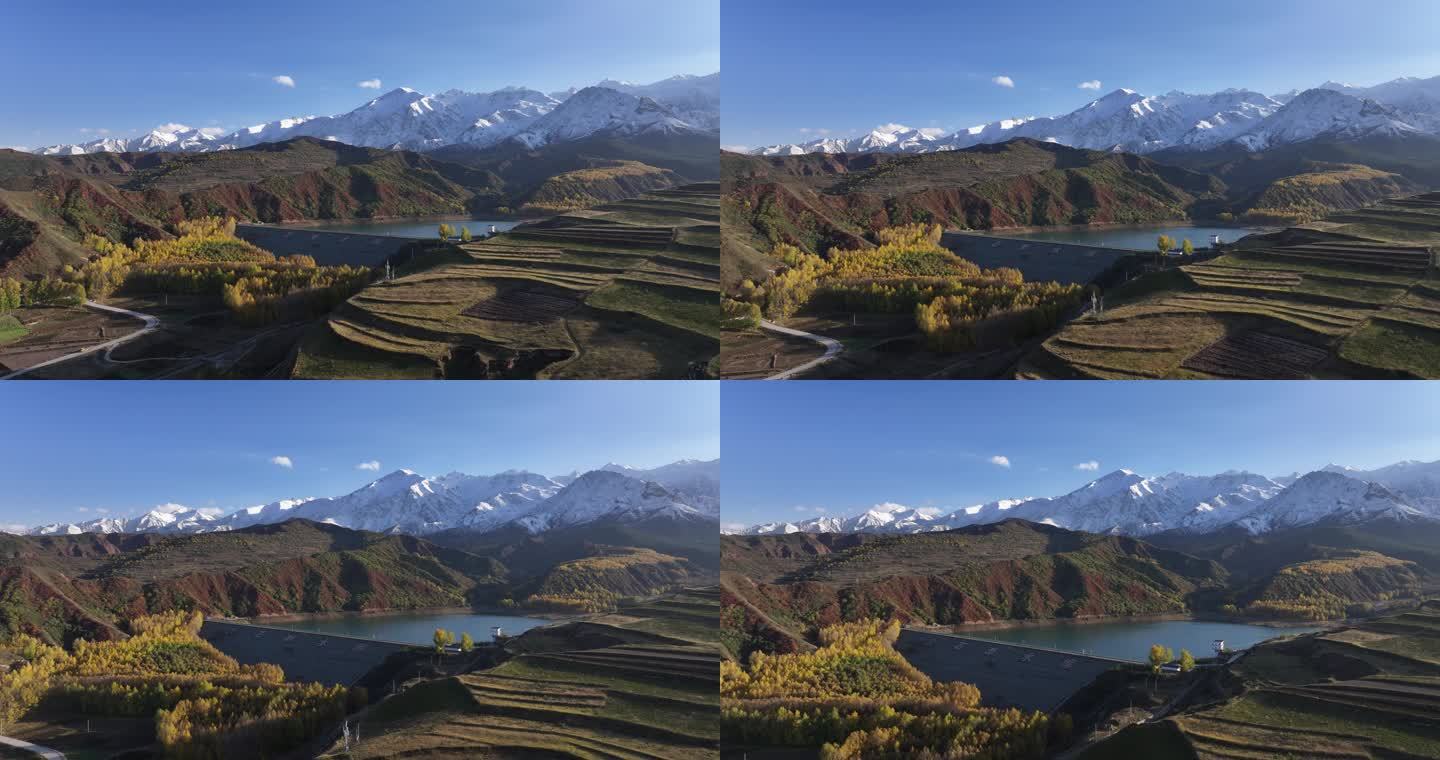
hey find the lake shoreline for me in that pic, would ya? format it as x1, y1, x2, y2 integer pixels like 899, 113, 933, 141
239, 605, 576, 624
917, 611, 1337, 633
977, 220, 1276, 235
272, 212, 537, 229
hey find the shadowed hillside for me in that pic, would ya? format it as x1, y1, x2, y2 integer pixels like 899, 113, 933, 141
0, 519, 714, 645
720, 520, 1230, 660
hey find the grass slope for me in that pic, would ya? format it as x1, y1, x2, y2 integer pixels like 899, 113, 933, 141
1085, 601, 1440, 759
1019, 192, 1440, 379
320, 588, 720, 759
292, 183, 721, 379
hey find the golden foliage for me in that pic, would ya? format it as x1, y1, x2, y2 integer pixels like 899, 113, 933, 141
722, 619, 1054, 759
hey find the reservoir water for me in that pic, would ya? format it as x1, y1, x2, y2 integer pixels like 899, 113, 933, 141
289, 218, 521, 239
992, 224, 1272, 251
267, 611, 552, 646
970, 619, 1324, 662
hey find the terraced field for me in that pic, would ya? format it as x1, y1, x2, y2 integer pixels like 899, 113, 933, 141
1020, 193, 1440, 379
292, 183, 720, 379
1088, 603, 1440, 759
323, 588, 720, 759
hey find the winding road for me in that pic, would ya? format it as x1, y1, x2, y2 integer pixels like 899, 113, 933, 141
1, 301, 159, 380
0, 735, 65, 759
762, 320, 843, 380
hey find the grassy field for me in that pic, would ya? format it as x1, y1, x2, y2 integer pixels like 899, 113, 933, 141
1085, 601, 1440, 759
321, 587, 719, 759
0, 315, 26, 345
293, 184, 720, 379
1019, 192, 1440, 379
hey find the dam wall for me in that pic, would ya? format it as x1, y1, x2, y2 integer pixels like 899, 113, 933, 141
201, 619, 419, 686
897, 628, 1128, 712
235, 224, 419, 267
942, 232, 1132, 285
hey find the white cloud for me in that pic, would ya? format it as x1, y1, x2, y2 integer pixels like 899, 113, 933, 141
0, 524, 27, 535
95, 508, 109, 514
357, 78, 382, 89
992, 75, 1015, 88
272, 75, 296, 88
197, 507, 225, 517
198, 127, 227, 137
78, 128, 111, 135
793, 506, 810, 513
153, 503, 190, 514
77, 507, 90, 513
721, 144, 750, 153
1078, 80, 1102, 90
798, 127, 832, 136
918, 127, 947, 137
270, 455, 294, 469
722, 522, 747, 533
1075, 460, 1100, 471
356, 460, 381, 471
989, 455, 1012, 468
154, 122, 190, 133
874, 123, 911, 133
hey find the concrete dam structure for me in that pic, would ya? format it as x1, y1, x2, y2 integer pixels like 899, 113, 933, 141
896, 628, 1128, 712
235, 224, 420, 267
942, 232, 1132, 285
201, 619, 418, 686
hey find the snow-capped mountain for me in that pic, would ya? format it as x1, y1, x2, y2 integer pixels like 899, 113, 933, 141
505, 87, 699, 149
31, 503, 222, 536
735, 503, 945, 536
599, 459, 719, 516
26, 459, 718, 538
749, 74, 1440, 157
1232, 88, 1421, 150
512, 470, 704, 533
735, 459, 1440, 538
1233, 471, 1426, 534
34, 73, 719, 156
594, 73, 720, 131
1322, 460, 1440, 503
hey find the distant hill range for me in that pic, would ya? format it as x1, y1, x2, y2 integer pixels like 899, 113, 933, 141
0, 518, 714, 645
32, 74, 719, 156
721, 139, 1227, 286
721, 517, 1437, 659
749, 76, 1440, 157
720, 519, 1230, 657
721, 135, 1431, 288
29, 458, 720, 540
730, 458, 1440, 539
0, 131, 716, 277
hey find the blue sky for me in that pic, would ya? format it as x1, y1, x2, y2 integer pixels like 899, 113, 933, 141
0, 382, 718, 530
1, 0, 719, 149
721, 0, 1440, 150
721, 382, 1440, 529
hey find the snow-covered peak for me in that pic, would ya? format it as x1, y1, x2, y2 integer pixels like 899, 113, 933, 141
735, 459, 1440, 539
1234, 88, 1421, 150
32, 74, 718, 156
24, 459, 715, 539
749, 74, 1440, 157
1236, 471, 1424, 533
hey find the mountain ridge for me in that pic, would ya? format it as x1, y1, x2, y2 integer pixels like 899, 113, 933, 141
34, 74, 720, 157
26, 458, 721, 539
751, 75, 1440, 158
731, 458, 1440, 538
